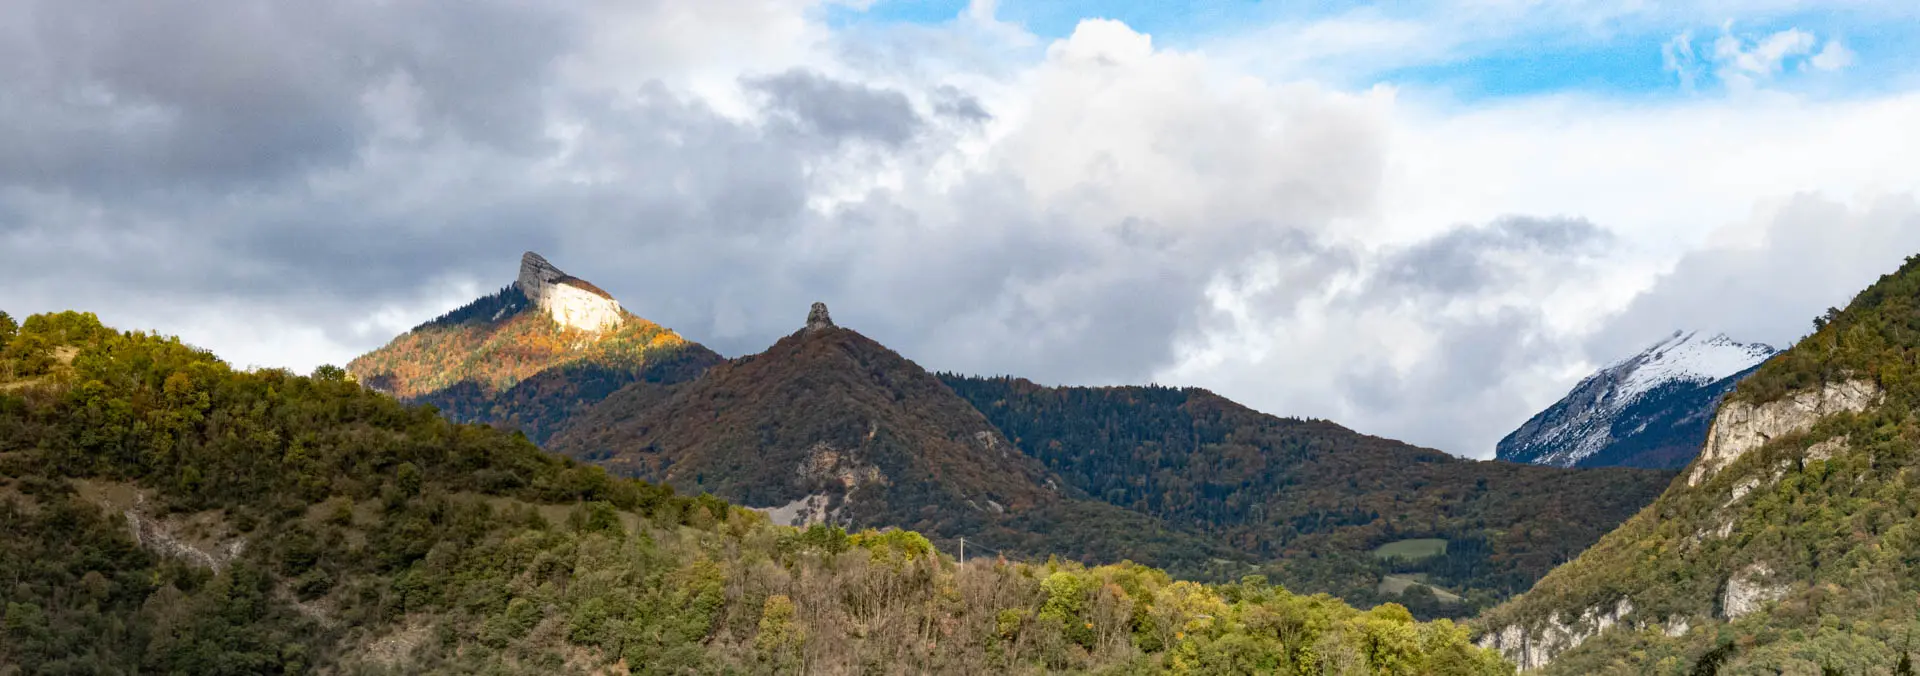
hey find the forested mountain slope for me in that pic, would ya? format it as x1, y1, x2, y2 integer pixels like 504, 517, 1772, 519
939, 376, 1674, 617
348, 252, 722, 444
547, 305, 1247, 578
0, 310, 1513, 674
1476, 254, 1920, 675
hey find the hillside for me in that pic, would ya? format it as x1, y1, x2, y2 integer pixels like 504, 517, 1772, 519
0, 310, 1513, 674
347, 252, 723, 443
547, 304, 1247, 578
937, 376, 1675, 617
1497, 331, 1777, 469
1475, 254, 1920, 674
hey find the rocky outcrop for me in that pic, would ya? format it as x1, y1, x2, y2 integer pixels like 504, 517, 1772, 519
1722, 563, 1788, 619
747, 442, 889, 527
1686, 380, 1880, 486
806, 302, 834, 332
1477, 599, 1635, 672
755, 494, 839, 527
516, 251, 626, 333
797, 441, 886, 490
1804, 435, 1848, 462
122, 501, 246, 571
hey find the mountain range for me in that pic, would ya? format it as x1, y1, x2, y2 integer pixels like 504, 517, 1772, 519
0, 310, 1509, 674
15, 248, 1920, 673
350, 251, 1675, 618
1498, 331, 1778, 469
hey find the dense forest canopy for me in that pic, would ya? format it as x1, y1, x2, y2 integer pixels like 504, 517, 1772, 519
0, 310, 1513, 674
939, 375, 1674, 617
546, 324, 1265, 589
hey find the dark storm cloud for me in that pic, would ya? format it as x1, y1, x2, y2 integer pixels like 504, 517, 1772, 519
0, 0, 568, 193
1373, 216, 1611, 296
1343, 217, 1612, 451
1168, 215, 1621, 455
930, 85, 992, 123
746, 69, 926, 147
1341, 308, 1559, 415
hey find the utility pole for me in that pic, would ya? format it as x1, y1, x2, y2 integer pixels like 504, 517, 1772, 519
959, 537, 966, 565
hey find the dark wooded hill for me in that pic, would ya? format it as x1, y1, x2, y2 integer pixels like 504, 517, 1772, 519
939, 375, 1674, 612
546, 311, 1246, 577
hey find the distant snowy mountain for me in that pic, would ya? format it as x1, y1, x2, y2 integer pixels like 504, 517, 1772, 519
1497, 331, 1779, 469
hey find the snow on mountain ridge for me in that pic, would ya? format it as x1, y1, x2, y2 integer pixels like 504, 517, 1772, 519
1496, 330, 1779, 468
1612, 331, 1778, 403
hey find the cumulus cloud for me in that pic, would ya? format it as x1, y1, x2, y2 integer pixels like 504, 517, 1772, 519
1588, 194, 1920, 359
1807, 39, 1857, 72
1662, 24, 1854, 90
2, 0, 1919, 459
1159, 216, 1620, 455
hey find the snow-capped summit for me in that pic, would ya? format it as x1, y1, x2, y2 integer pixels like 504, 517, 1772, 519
1610, 331, 1777, 403
1496, 331, 1778, 469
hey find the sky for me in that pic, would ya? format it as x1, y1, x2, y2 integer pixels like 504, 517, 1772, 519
5, 0, 1920, 459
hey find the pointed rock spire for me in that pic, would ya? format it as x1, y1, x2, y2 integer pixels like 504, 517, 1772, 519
806, 302, 834, 332
515, 251, 625, 333
518, 251, 564, 292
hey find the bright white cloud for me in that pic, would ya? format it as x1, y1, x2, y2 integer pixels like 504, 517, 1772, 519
1664, 30, 1704, 90
1808, 38, 1857, 71
1661, 24, 1855, 91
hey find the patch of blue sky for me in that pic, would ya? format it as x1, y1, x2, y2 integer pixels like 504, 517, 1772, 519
1374, 16, 1920, 101
827, 0, 1340, 42
1371, 40, 1681, 100
827, 1, 1920, 100
825, 0, 973, 28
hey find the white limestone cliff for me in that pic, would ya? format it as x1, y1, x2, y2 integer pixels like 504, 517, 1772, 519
1722, 563, 1788, 619
1476, 599, 1635, 672
516, 251, 626, 333
1686, 379, 1880, 486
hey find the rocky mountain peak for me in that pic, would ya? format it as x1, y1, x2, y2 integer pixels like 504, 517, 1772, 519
806, 302, 834, 332
1496, 329, 1780, 469
515, 251, 625, 333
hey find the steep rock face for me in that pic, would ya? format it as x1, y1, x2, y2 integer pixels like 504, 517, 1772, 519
1721, 563, 1787, 620
1476, 599, 1634, 672
1476, 380, 1873, 670
1499, 331, 1776, 469
1685, 379, 1880, 486
517, 251, 624, 333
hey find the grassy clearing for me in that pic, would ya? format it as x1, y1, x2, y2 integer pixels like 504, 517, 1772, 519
1379, 574, 1464, 603
1372, 538, 1449, 561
